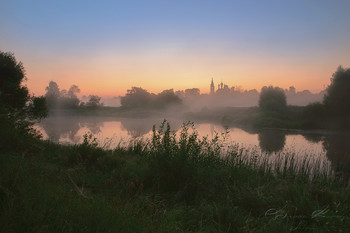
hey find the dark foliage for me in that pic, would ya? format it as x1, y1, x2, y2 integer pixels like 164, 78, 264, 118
45, 81, 81, 109
302, 102, 327, 129
184, 88, 200, 96
259, 86, 287, 112
121, 87, 182, 109
258, 129, 286, 153
154, 89, 182, 108
84, 95, 103, 108
0, 51, 48, 151
45, 81, 60, 108
121, 87, 155, 108
324, 66, 350, 117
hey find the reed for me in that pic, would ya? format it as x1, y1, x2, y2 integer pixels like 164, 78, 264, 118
0, 120, 349, 232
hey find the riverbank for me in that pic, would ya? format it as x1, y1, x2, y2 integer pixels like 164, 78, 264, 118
1, 123, 349, 232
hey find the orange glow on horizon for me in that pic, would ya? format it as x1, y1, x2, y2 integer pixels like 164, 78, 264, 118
21, 46, 349, 97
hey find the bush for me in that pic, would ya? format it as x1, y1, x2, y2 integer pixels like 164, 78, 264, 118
259, 86, 287, 113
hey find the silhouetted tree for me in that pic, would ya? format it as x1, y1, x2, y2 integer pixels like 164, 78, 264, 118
323, 66, 350, 117
68, 85, 80, 99
0, 51, 48, 150
45, 81, 60, 108
121, 87, 155, 108
155, 89, 182, 108
85, 95, 103, 108
185, 88, 200, 97
175, 90, 185, 98
302, 102, 326, 129
45, 82, 81, 109
259, 86, 287, 112
0, 51, 48, 122
59, 84, 81, 108
121, 87, 183, 109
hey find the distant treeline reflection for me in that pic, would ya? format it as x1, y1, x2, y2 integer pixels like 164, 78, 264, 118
38, 117, 350, 174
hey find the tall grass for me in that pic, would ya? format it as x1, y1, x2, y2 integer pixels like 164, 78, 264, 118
1, 120, 349, 232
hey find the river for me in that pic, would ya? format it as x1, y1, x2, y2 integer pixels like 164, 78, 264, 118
35, 115, 350, 175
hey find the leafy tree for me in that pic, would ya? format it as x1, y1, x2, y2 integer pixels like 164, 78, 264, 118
68, 85, 80, 99
121, 87, 182, 109
85, 95, 103, 108
45, 82, 81, 109
59, 84, 81, 108
259, 86, 287, 112
184, 88, 200, 97
0, 51, 47, 120
0, 51, 48, 150
27, 96, 48, 120
155, 89, 182, 108
45, 81, 60, 108
121, 87, 155, 108
323, 66, 350, 117
302, 102, 326, 129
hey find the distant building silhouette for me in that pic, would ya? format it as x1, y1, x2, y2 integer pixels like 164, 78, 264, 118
210, 78, 215, 94
211, 79, 230, 95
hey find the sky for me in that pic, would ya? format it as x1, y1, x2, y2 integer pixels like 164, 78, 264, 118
1, 0, 350, 97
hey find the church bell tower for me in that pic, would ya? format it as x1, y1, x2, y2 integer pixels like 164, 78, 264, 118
210, 78, 215, 94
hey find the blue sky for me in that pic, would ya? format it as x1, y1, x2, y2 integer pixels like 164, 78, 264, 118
1, 0, 350, 96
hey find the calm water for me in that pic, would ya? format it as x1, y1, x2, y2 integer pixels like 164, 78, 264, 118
35, 115, 350, 174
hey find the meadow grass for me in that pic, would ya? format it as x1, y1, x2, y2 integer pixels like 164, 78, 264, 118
1, 121, 349, 232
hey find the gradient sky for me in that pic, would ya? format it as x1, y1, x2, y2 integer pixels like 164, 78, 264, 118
1, 0, 350, 97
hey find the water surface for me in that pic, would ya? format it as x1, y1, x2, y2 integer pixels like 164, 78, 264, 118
35, 115, 350, 174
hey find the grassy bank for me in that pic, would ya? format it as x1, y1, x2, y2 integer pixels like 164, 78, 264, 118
1, 122, 350, 232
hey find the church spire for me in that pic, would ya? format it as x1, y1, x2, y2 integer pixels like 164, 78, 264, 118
210, 78, 215, 94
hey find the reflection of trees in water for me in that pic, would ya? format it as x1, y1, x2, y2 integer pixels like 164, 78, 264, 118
40, 117, 81, 143
80, 121, 103, 134
302, 134, 323, 143
120, 118, 154, 137
258, 129, 286, 153
323, 134, 350, 174
39, 116, 103, 143
120, 118, 182, 138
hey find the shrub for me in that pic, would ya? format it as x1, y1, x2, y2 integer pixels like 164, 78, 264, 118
259, 86, 287, 113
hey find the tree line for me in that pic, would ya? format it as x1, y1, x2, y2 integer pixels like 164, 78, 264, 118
2, 51, 350, 131
45, 81, 103, 109
258, 66, 350, 129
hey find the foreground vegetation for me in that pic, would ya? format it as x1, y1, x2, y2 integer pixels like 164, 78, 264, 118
1, 122, 350, 232
2, 51, 350, 232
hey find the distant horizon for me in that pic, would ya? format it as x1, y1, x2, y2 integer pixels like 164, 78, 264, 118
31, 77, 327, 99
2, 0, 349, 97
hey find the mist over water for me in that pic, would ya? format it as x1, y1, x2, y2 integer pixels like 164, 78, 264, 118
35, 115, 350, 174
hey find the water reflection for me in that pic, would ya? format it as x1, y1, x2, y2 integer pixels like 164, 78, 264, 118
323, 134, 350, 174
119, 118, 182, 138
39, 116, 105, 144
40, 116, 81, 143
303, 134, 323, 143
36, 116, 350, 175
257, 129, 286, 153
